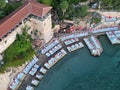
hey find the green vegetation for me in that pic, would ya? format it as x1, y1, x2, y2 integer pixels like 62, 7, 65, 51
0, 0, 7, 19
99, 0, 120, 10
0, 1, 23, 19
59, 0, 69, 16
91, 12, 101, 24
59, 1, 88, 20
37, 0, 53, 6
0, 25, 35, 73
79, 5, 89, 18
91, 17, 101, 24
38, 0, 89, 21
65, 5, 88, 20
0, 0, 6, 9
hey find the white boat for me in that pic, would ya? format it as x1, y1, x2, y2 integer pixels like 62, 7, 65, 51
41, 39, 59, 54
36, 74, 44, 80
67, 46, 71, 52
29, 64, 39, 76
34, 64, 39, 69
31, 79, 39, 86
40, 67, 47, 74
46, 52, 51, 57
9, 78, 21, 90
16, 72, 26, 82
23, 57, 39, 74
114, 30, 120, 38
44, 63, 50, 69
26, 85, 34, 90
90, 36, 102, 50
78, 42, 84, 47
106, 31, 120, 44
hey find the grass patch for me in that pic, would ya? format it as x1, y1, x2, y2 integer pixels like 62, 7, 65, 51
0, 27, 36, 73
91, 17, 101, 24
0, 41, 35, 73
0, 49, 35, 73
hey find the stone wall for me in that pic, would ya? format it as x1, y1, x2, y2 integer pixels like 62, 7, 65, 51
0, 25, 22, 54
26, 15, 53, 43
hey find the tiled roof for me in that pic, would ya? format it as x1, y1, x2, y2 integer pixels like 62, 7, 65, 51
0, 0, 52, 39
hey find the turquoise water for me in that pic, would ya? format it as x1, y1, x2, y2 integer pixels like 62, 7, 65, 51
36, 35, 120, 90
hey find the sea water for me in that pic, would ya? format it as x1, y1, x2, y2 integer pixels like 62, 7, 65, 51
36, 35, 120, 90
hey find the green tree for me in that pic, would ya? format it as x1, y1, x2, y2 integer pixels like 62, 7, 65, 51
67, 0, 88, 5
59, 0, 69, 16
4, 1, 22, 15
65, 5, 75, 19
80, 5, 88, 18
0, 11, 5, 19
100, 0, 114, 9
4, 3, 15, 15
51, 0, 59, 8
38, 0, 53, 6
0, 0, 6, 19
0, 0, 6, 9
67, 0, 79, 5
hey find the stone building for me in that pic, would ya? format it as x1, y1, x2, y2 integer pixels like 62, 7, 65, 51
0, 0, 53, 54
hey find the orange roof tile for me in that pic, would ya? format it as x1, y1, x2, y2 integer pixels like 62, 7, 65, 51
0, 0, 52, 38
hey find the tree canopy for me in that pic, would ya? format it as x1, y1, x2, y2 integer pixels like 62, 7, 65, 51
0, 1, 22, 19
0, 0, 6, 9
59, 0, 69, 16
99, 0, 120, 10
37, 0, 53, 6
1, 25, 34, 73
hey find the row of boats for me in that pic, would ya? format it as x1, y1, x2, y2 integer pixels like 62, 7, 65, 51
114, 30, 120, 39
9, 26, 120, 90
23, 66, 48, 90
60, 31, 89, 41
67, 42, 84, 52
64, 38, 79, 45
63, 37, 84, 52
26, 49, 68, 90
41, 39, 59, 54
102, 15, 117, 22
8, 56, 39, 90
26, 32, 115, 89
44, 49, 67, 69
83, 36, 103, 56
8, 54, 49, 90
26, 67, 48, 90
106, 31, 120, 44
25, 38, 84, 89
8, 72, 26, 90
92, 26, 119, 34
45, 44, 62, 57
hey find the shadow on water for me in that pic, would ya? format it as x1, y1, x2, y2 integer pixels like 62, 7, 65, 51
36, 35, 120, 90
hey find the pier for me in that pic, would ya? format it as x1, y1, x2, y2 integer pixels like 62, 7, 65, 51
83, 36, 103, 56
63, 37, 84, 52
106, 31, 120, 44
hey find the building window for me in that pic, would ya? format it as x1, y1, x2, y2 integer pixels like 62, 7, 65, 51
4, 34, 7, 38
9, 30, 12, 33
11, 28, 15, 31
19, 22, 22, 25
